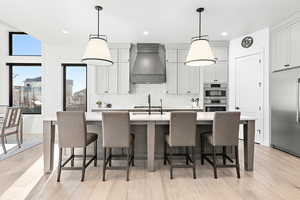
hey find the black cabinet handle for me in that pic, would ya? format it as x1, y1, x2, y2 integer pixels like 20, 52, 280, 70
284, 64, 290, 67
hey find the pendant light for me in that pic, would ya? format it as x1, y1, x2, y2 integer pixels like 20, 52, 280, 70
185, 8, 216, 66
82, 6, 113, 66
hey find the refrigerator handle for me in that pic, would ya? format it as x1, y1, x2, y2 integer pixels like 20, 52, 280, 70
297, 79, 300, 123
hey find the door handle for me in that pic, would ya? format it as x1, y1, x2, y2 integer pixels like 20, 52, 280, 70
235, 107, 240, 110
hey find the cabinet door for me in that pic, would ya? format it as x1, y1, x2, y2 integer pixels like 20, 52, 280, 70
178, 63, 190, 94
119, 49, 130, 63
291, 21, 300, 67
108, 64, 118, 94
276, 28, 290, 69
212, 47, 228, 61
166, 49, 177, 63
166, 63, 178, 94
203, 65, 216, 83
96, 67, 109, 94
215, 62, 228, 83
109, 49, 118, 63
118, 63, 130, 94
178, 49, 189, 63
188, 67, 200, 94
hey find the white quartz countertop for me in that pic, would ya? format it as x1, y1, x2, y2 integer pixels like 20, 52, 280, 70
44, 112, 256, 122
91, 107, 203, 112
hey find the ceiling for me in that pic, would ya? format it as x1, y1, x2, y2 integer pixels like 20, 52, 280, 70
0, 0, 299, 45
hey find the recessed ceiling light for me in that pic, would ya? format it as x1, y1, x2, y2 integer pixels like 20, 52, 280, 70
221, 32, 228, 36
62, 29, 69, 34
143, 31, 149, 35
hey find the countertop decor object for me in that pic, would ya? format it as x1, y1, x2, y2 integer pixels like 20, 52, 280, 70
96, 100, 102, 108
185, 8, 216, 67
82, 5, 113, 66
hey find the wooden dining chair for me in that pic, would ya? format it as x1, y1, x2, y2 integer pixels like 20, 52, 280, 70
201, 112, 241, 179
0, 107, 22, 154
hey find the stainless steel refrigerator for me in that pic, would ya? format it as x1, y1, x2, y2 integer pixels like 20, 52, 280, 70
271, 67, 300, 157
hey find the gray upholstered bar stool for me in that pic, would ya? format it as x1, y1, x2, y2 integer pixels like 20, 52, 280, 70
163, 111, 197, 179
101, 111, 135, 181
201, 112, 241, 179
56, 112, 98, 182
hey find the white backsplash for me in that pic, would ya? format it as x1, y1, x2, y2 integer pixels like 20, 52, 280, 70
89, 83, 202, 110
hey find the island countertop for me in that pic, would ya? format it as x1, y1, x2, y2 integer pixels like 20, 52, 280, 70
91, 107, 203, 112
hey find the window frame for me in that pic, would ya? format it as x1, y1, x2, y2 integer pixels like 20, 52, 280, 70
7, 63, 42, 115
9, 32, 42, 56
62, 63, 88, 112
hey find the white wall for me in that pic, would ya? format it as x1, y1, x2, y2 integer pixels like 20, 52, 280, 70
229, 28, 270, 146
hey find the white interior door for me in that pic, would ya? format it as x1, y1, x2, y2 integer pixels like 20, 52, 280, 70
235, 53, 263, 143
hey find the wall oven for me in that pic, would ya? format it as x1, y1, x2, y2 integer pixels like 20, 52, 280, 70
204, 83, 227, 112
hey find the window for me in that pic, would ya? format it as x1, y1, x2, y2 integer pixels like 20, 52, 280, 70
9, 32, 42, 56
62, 64, 87, 111
8, 63, 42, 114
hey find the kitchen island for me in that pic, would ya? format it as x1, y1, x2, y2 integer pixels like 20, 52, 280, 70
43, 111, 256, 174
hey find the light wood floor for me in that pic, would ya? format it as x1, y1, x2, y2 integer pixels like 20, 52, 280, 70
19, 143, 299, 200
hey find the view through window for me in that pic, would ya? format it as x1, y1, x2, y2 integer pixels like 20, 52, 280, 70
9, 32, 42, 56
9, 64, 42, 114
63, 64, 87, 111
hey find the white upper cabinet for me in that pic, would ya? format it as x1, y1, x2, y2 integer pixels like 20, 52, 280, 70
212, 47, 228, 61
166, 63, 178, 94
96, 47, 130, 94
178, 49, 189, 63
178, 63, 200, 94
271, 19, 300, 71
166, 49, 177, 63
96, 67, 109, 94
108, 64, 118, 94
118, 63, 130, 94
291, 21, 300, 67
203, 62, 228, 83
118, 48, 130, 63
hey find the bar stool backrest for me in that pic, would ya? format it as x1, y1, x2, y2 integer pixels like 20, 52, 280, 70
56, 111, 87, 148
102, 111, 130, 148
212, 112, 241, 146
1, 107, 22, 135
169, 111, 197, 147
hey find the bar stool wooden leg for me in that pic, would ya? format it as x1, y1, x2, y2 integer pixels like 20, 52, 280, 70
169, 146, 173, 179
222, 146, 226, 165
163, 140, 167, 165
57, 148, 62, 182
126, 148, 130, 181
102, 147, 106, 181
192, 147, 196, 179
212, 146, 218, 179
71, 147, 74, 167
235, 146, 240, 179
185, 147, 189, 165
108, 148, 112, 167
81, 147, 86, 182
200, 135, 204, 165
94, 141, 97, 167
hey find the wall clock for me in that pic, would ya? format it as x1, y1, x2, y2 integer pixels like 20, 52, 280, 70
241, 36, 254, 48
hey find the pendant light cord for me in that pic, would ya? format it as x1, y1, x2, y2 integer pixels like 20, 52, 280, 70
199, 11, 201, 38
97, 8, 100, 37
